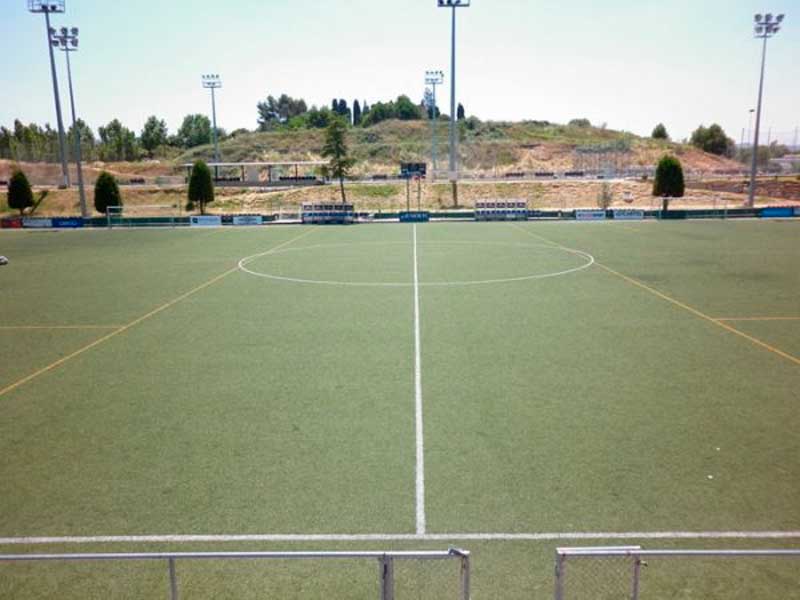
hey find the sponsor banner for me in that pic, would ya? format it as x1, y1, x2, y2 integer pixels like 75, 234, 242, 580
760, 207, 795, 218
795, 207, 800, 217
1, 217, 23, 229
399, 211, 430, 223
22, 217, 53, 229
613, 209, 644, 221
190, 215, 222, 227
51, 217, 84, 228
232, 215, 263, 226
575, 209, 606, 221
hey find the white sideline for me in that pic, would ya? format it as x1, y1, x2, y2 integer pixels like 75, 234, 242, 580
413, 224, 426, 535
1, 532, 799, 545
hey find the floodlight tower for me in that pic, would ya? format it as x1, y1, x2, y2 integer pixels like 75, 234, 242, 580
51, 26, 87, 217
202, 74, 222, 170
28, 0, 70, 188
438, 0, 470, 205
748, 12, 785, 207
425, 70, 445, 179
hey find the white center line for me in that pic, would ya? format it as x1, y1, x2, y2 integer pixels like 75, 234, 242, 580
413, 224, 426, 535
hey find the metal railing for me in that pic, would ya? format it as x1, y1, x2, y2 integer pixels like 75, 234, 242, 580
554, 546, 800, 600
0, 548, 470, 600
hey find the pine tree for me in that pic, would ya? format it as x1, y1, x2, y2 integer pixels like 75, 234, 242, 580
94, 171, 121, 215
188, 160, 215, 215
651, 123, 669, 140
321, 117, 356, 203
457, 103, 466, 120
652, 155, 685, 211
353, 100, 362, 126
7, 170, 34, 215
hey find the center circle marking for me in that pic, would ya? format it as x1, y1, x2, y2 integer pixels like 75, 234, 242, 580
238, 241, 595, 287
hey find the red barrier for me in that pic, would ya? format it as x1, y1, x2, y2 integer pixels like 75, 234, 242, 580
0, 217, 23, 229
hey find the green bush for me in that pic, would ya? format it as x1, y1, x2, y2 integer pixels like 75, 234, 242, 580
8, 170, 34, 215
653, 155, 685, 210
94, 171, 121, 215
188, 160, 214, 214
652, 123, 669, 140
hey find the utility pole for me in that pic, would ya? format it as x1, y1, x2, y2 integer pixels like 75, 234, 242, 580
52, 26, 87, 217
748, 13, 785, 207
29, 0, 70, 188
438, 0, 470, 206
425, 70, 444, 181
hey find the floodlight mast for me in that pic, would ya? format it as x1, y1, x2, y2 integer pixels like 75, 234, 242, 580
28, 0, 70, 189
425, 70, 445, 179
202, 74, 222, 170
438, 0, 470, 205
748, 12, 785, 207
51, 25, 87, 218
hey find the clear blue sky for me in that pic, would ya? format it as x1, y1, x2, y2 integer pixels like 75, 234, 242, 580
2, 0, 797, 144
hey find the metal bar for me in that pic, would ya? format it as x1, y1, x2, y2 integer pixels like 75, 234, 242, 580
0, 550, 464, 562
553, 552, 565, 600
460, 554, 471, 600
379, 556, 394, 600
557, 549, 800, 558
168, 558, 178, 600
631, 556, 641, 600
44, 10, 70, 188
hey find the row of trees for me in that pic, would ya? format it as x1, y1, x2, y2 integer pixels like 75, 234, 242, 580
256, 92, 467, 130
0, 115, 225, 163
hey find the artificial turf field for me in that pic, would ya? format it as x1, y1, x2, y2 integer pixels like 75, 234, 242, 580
1, 220, 799, 598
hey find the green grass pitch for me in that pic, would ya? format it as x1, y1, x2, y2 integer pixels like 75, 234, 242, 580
1, 220, 799, 598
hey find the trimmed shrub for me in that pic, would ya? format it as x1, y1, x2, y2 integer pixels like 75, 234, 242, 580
94, 171, 121, 215
188, 160, 214, 214
653, 155, 685, 211
8, 170, 34, 215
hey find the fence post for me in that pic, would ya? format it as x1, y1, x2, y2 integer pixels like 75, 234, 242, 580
554, 552, 565, 600
460, 554, 471, 600
631, 555, 642, 600
379, 555, 394, 600
168, 557, 179, 600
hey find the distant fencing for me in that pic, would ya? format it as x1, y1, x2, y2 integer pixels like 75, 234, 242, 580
554, 546, 800, 600
0, 548, 470, 600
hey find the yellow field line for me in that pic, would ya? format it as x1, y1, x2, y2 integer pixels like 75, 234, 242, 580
510, 223, 800, 368
716, 317, 800, 322
0, 325, 123, 330
0, 228, 315, 399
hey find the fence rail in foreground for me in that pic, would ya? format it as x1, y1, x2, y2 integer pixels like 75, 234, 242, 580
0, 548, 470, 600
554, 546, 800, 600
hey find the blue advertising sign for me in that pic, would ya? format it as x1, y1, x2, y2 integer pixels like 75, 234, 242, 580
399, 211, 430, 223
51, 217, 84, 228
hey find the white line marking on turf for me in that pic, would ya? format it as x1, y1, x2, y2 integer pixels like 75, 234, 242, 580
413, 224, 426, 535
2, 532, 799, 545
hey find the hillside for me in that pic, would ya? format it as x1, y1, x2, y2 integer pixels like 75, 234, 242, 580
176, 120, 742, 175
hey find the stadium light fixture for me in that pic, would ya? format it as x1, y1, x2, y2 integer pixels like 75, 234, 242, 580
202, 74, 223, 168
425, 70, 445, 178
747, 11, 786, 206
28, 0, 70, 189
438, 0, 470, 205
49, 24, 87, 217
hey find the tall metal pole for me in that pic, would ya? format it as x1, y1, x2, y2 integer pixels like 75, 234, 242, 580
63, 47, 87, 217
448, 6, 457, 188
210, 86, 220, 164
748, 34, 768, 207
44, 11, 70, 188
431, 83, 438, 175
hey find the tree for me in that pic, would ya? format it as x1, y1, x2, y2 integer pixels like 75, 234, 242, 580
652, 123, 669, 140
257, 94, 308, 130
396, 95, 422, 120
457, 103, 466, 121
7, 170, 34, 215
177, 114, 212, 149
188, 160, 214, 215
652, 155, 685, 211
94, 171, 121, 215
97, 119, 139, 161
568, 118, 591, 128
140, 116, 168, 157
353, 100, 362, 126
320, 117, 356, 203
690, 124, 734, 156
